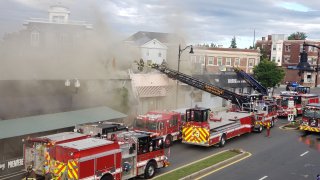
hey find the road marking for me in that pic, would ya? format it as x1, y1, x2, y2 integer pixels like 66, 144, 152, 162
194, 152, 252, 180
259, 176, 268, 180
300, 151, 309, 157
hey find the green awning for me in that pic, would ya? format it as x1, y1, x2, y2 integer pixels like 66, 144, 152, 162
0, 106, 127, 139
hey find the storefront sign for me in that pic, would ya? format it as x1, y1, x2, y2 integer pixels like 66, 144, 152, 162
0, 158, 24, 172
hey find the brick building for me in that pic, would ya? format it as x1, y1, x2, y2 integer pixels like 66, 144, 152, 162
256, 34, 320, 86
188, 47, 260, 74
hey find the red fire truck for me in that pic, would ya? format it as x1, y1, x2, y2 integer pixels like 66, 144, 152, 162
24, 132, 90, 177
52, 131, 169, 180
133, 111, 184, 147
74, 121, 128, 139
277, 91, 319, 117
300, 103, 320, 133
181, 107, 255, 147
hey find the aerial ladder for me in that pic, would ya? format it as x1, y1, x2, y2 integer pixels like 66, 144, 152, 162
233, 67, 268, 96
145, 62, 251, 108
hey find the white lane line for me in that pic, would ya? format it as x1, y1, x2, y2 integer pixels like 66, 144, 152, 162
300, 151, 309, 157
259, 176, 268, 180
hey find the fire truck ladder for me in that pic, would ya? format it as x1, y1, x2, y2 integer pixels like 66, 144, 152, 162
150, 63, 250, 108
234, 67, 268, 96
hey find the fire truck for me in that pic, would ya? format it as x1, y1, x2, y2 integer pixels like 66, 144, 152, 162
133, 110, 184, 147
182, 107, 255, 147
145, 62, 277, 132
52, 131, 169, 180
74, 121, 128, 139
300, 103, 320, 133
277, 91, 319, 117
24, 132, 90, 177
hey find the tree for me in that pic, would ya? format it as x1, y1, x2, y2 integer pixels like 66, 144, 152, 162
253, 59, 285, 93
230, 36, 237, 48
288, 32, 307, 40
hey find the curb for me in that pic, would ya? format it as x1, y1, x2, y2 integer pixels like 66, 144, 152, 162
152, 150, 230, 180
180, 150, 251, 180
153, 149, 251, 180
279, 124, 299, 130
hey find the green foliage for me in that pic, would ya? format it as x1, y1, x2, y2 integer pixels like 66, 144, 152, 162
230, 36, 237, 48
153, 150, 240, 180
253, 59, 285, 88
259, 48, 269, 60
288, 32, 307, 40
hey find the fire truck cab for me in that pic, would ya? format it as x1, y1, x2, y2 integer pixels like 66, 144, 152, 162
133, 111, 184, 147
300, 103, 320, 133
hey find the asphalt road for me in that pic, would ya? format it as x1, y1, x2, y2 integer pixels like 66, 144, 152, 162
156, 118, 320, 180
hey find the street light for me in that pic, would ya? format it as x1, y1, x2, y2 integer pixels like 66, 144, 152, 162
298, 42, 320, 87
176, 44, 194, 108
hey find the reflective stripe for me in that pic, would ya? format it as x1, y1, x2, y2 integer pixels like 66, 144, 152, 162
300, 125, 320, 132
67, 160, 78, 179
183, 126, 209, 143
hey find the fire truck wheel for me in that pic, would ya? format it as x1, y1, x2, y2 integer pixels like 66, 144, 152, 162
144, 161, 156, 179
219, 134, 226, 147
258, 125, 263, 133
165, 135, 172, 148
100, 174, 114, 180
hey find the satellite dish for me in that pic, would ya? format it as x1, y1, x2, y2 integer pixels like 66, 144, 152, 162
219, 65, 226, 72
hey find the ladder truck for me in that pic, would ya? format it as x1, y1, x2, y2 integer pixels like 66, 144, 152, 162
233, 67, 268, 96
145, 63, 278, 146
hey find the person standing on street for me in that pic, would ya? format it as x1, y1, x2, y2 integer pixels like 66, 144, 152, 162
266, 122, 271, 137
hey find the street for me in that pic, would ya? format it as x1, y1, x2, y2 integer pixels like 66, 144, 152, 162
155, 118, 320, 180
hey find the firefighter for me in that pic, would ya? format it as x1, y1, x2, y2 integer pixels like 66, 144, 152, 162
24, 165, 36, 180
265, 122, 271, 137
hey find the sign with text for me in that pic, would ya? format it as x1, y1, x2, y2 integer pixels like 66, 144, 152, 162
0, 157, 24, 176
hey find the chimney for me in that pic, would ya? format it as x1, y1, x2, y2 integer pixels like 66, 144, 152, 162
268, 35, 272, 41
262, 37, 265, 41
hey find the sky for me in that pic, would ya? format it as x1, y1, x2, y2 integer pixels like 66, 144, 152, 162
1, 0, 320, 48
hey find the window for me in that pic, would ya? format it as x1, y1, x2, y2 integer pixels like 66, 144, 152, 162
248, 59, 254, 67
272, 57, 276, 61
285, 45, 291, 52
234, 58, 240, 66
217, 57, 222, 66
30, 31, 39, 46
226, 58, 231, 66
277, 58, 280, 62
261, 44, 265, 49
208, 56, 214, 65
273, 45, 276, 50
158, 52, 162, 57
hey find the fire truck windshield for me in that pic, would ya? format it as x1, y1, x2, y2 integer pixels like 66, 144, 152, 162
134, 118, 157, 130
303, 108, 320, 118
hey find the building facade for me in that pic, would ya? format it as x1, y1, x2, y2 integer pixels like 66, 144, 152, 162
256, 34, 320, 86
188, 47, 260, 74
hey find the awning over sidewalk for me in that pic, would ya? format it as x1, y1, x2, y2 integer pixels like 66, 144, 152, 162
0, 106, 127, 139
